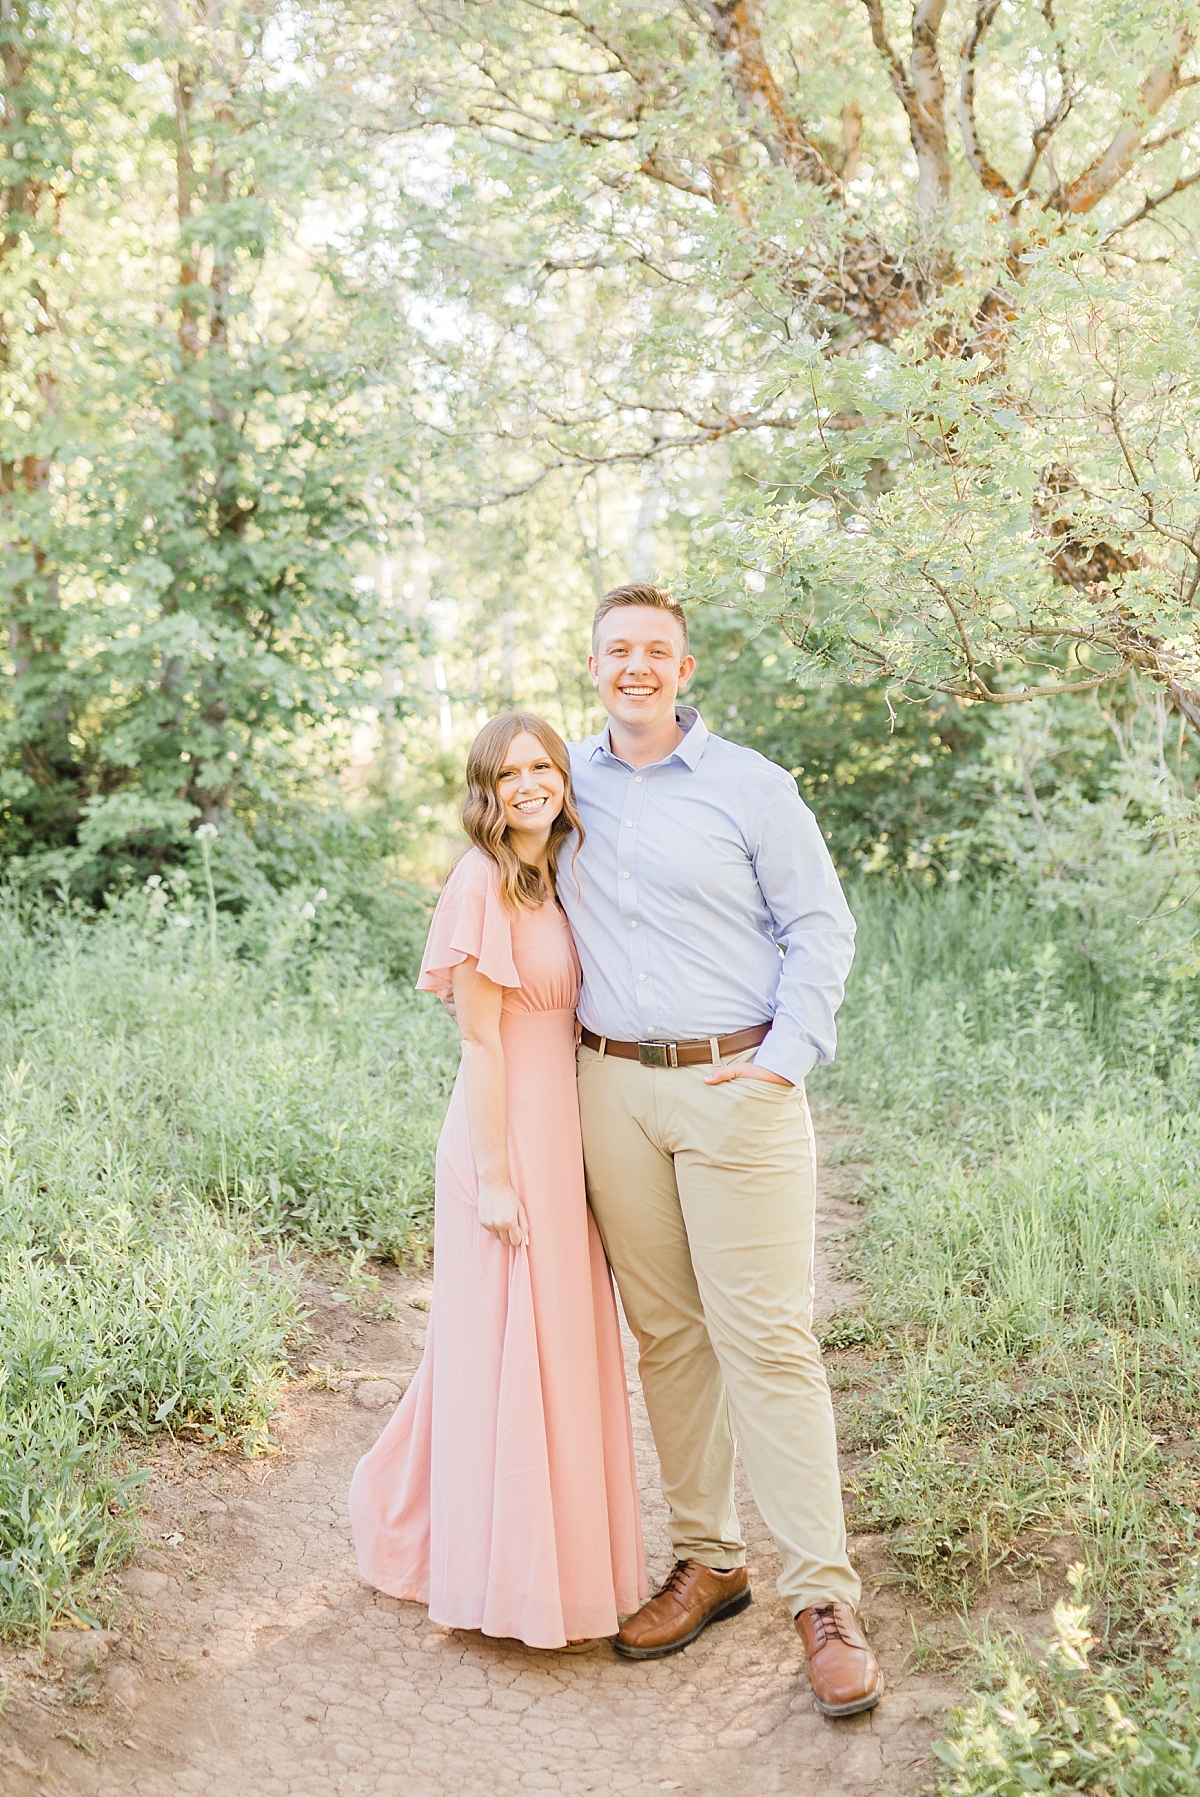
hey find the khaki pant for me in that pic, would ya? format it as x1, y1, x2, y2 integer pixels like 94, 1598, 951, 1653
576, 1044, 860, 1615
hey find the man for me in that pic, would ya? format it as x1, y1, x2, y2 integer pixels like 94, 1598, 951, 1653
560, 583, 881, 1719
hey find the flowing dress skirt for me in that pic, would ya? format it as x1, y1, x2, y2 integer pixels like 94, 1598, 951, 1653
349, 1001, 645, 1647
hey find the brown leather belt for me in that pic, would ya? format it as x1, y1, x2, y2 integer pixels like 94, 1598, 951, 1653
578, 1023, 770, 1068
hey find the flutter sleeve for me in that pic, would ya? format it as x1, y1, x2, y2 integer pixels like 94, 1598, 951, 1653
416, 849, 521, 1003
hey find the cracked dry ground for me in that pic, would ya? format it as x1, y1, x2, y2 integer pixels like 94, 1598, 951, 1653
2, 1105, 964, 1797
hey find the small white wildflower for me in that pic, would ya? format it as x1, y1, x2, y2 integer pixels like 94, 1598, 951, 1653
1102, 1693, 1137, 1735
300, 901, 316, 920
315, 888, 328, 903
195, 822, 218, 841
1044, 1596, 1094, 1673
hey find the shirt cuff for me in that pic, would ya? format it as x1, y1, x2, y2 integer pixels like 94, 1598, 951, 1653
753, 1033, 819, 1087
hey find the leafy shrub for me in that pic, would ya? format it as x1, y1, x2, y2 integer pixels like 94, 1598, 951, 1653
816, 878, 1200, 1647
0, 877, 455, 1636
0, 1398, 139, 1642
938, 1567, 1200, 1796
0, 882, 457, 1257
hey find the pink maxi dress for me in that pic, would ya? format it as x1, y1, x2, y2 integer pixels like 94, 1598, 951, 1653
348, 848, 646, 1647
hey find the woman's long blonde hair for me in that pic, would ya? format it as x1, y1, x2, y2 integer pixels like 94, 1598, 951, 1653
461, 711, 583, 910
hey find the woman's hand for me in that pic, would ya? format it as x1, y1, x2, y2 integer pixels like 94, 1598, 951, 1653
452, 958, 527, 1246
477, 1178, 530, 1247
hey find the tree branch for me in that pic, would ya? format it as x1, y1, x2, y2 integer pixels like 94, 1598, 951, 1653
1166, 679, 1200, 734
958, 0, 1014, 198
1060, 22, 1196, 214
1103, 164, 1200, 237
638, 147, 714, 201
1009, 0, 1078, 206
862, 0, 952, 216
929, 670, 1124, 703
700, 0, 842, 190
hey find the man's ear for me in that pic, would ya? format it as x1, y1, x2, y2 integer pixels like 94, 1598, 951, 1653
677, 654, 697, 691
587, 653, 600, 688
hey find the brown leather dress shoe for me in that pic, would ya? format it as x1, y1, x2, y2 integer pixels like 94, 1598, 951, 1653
795, 1603, 883, 1717
614, 1561, 752, 1660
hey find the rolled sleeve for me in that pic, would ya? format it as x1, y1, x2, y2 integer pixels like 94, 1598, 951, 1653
753, 1032, 821, 1087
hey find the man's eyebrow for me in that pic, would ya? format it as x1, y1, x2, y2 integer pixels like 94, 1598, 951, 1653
602, 636, 677, 651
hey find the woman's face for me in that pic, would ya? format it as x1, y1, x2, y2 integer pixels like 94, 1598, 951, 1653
495, 730, 566, 848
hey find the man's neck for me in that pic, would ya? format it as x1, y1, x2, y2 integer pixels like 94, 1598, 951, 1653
605, 710, 686, 769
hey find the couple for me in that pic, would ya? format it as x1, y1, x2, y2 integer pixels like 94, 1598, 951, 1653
349, 584, 882, 1718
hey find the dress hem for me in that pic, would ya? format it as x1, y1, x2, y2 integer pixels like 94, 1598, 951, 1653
352, 1568, 642, 1652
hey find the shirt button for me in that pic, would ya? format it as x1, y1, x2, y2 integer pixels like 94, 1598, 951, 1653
634, 776, 643, 783
630, 921, 638, 929
622, 871, 630, 879
639, 973, 646, 981
625, 820, 632, 827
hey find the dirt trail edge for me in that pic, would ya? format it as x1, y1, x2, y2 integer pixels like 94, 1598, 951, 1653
2, 1102, 958, 1797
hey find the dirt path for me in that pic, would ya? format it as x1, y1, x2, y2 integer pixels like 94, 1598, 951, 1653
1, 1105, 958, 1797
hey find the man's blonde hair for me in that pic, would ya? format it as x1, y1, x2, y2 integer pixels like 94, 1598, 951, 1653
591, 583, 689, 654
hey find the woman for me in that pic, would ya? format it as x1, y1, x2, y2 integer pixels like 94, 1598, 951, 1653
349, 712, 646, 1648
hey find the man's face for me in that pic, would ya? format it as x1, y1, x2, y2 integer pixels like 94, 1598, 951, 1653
588, 607, 696, 733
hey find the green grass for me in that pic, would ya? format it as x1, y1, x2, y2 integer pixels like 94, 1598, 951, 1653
0, 877, 456, 1638
937, 1562, 1200, 1795
11, 856, 1200, 1784
816, 883, 1200, 1789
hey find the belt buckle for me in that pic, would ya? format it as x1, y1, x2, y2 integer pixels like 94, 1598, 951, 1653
638, 1041, 678, 1068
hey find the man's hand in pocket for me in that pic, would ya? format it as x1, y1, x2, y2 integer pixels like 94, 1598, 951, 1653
703, 1064, 792, 1087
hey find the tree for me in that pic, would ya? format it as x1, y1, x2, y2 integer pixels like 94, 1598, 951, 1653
0, 0, 415, 891
336, 0, 1200, 725
0, 1, 131, 856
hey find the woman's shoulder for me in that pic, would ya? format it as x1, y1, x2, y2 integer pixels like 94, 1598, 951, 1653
442, 845, 497, 893
416, 840, 520, 999
417, 846, 520, 997
430, 847, 504, 933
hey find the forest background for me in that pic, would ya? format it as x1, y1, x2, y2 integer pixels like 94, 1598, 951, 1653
2, 1, 1200, 1790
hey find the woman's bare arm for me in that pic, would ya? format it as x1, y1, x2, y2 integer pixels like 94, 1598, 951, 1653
450, 956, 529, 1247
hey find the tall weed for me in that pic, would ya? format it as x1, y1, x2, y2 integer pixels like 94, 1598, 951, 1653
820, 882, 1200, 1787
0, 880, 455, 1636
938, 1565, 1200, 1795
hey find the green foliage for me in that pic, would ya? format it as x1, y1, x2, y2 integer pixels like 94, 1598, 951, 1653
0, 1, 418, 895
938, 1566, 1200, 1796
688, 604, 991, 875
684, 257, 1200, 705
0, 877, 455, 1637
345, 0, 1200, 723
0, 1398, 139, 1644
818, 882, 1200, 1625
0, 883, 457, 1257
947, 685, 1200, 979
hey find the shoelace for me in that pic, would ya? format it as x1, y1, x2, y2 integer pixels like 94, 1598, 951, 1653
806, 1603, 855, 1649
659, 1561, 693, 1600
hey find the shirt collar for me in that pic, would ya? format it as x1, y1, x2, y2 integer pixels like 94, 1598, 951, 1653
588, 705, 709, 771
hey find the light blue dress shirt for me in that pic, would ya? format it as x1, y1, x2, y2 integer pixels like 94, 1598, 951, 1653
561, 707, 856, 1086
